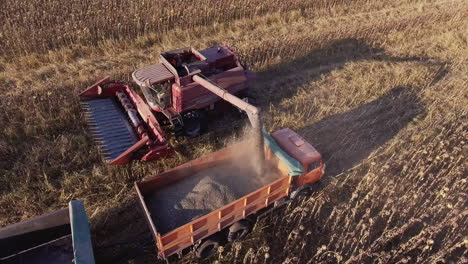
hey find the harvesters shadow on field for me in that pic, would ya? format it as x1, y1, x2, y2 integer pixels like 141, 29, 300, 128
300, 86, 424, 177
93, 38, 448, 263
184, 38, 445, 154
252, 38, 446, 103
253, 38, 445, 177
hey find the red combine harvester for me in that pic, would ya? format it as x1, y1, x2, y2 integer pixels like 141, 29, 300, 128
132, 46, 255, 136
80, 45, 254, 165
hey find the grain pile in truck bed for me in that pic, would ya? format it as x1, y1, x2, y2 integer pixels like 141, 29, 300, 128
146, 142, 282, 234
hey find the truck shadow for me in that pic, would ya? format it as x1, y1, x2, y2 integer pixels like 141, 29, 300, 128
299, 86, 423, 176
258, 87, 425, 263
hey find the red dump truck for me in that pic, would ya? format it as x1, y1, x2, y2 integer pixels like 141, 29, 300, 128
136, 128, 325, 260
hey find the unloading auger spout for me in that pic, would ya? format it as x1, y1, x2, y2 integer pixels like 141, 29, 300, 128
192, 74, 264, 174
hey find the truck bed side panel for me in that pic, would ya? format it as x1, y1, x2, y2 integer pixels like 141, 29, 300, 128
156, 175, 292, 258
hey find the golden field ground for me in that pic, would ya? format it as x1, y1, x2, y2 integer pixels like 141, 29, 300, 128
0, 0, 467, 263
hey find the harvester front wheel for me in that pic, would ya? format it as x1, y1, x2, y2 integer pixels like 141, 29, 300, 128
182, 110, 204, 137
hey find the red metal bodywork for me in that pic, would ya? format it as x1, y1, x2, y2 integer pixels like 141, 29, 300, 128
272, 128, 324, 185
80, 77, 173, 164
132, 46, 254, 115
172, 66, 249, 113
81, 46, 254, 165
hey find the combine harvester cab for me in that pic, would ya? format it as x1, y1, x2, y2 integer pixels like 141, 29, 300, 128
132, 45, 255, 137
80, 77, 173, 165
0, 200, 95, 264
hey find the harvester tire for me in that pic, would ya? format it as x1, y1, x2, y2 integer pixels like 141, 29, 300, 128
228, 220, 251, 242
183, 110, 203, 137
196, 236, 221, 259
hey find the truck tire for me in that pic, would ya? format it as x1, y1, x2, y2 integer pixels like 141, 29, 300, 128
291, 181, 321, 200
228, 220, 251, 242
196, 236, 221, 259
294, 187, 312, 200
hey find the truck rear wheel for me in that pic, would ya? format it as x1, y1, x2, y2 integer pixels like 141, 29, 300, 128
196, 236, 221, 259
228, 220, 251, 242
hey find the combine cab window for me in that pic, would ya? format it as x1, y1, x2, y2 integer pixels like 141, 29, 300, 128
308, 161, 320, 172
141, 81, 172, 109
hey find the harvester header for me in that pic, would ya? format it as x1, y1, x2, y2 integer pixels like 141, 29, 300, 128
80, 77, 173, 165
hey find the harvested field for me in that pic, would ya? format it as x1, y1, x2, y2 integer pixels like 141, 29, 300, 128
0, 0, 467, 263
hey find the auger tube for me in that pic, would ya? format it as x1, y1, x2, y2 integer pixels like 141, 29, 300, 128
192, 74, 264, 174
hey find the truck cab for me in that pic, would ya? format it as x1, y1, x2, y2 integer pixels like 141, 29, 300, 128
271, 128, 324, 185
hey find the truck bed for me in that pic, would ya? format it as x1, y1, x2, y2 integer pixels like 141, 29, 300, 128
146, 161, 282, 234
136, 138, 293, 258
